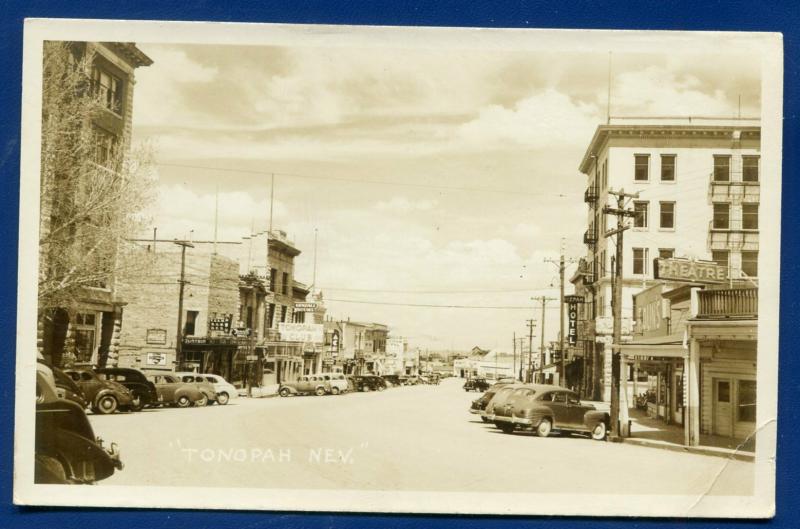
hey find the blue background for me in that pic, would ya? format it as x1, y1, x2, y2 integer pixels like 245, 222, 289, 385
0, 1, 796, 527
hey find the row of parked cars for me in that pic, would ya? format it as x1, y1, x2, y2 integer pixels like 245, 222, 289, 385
277, 372, 442, 397
468, 379, 611, 441
51, 364, 239, 415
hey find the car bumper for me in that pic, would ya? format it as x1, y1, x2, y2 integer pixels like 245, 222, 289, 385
493, 415, 535, 426
469, 408, 484, 415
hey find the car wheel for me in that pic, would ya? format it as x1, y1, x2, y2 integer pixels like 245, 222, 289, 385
129, 392, 145, 412
176, 395, 191, 408
331, 387, 340, 395
196, 394, 209, 406
217, 392, 229, 405
536, 418, 553, 438
499, 423, 515, 434
377, 385, 385, 392
481, 416, 490, 423
279, 387, 291, 397
591, 422, 607, 441
363, 385, 371, 392
315, 387, 326, 397
95, 395, 118, 415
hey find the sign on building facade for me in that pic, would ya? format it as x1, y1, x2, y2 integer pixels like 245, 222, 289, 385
146, 328, 167, 345
653, 257, 729, 284
278, 322, 324, 343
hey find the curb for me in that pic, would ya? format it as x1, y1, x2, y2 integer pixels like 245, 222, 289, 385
621, 437, 755, 462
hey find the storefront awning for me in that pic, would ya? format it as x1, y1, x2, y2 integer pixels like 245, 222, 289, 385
619, 333, 687, 358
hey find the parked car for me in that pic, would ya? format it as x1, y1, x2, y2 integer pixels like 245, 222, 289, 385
469, 389, 498, 422
319, 372, 348, 395
63, 368, 134, 414
399, 375, 420, 386
148, 373, 205, 407
463, 377, 490, 392
51, 365, 88, 409
201, 374, 238, 405
350, 375, 387, 392
279, 375, 329, 397
95, 367, 160, 411
36, 362, 122, 483
174, 372, 219, 406
382, 374, 402, 387
491, 384, 610, 440
481, 384, 525, 423
493, 377, 518, 386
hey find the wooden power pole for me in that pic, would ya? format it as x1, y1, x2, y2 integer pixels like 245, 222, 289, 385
531, 296, 556, 383
525, 319, 537, 382
602, 188, 638, 439
174, 240, 195, 370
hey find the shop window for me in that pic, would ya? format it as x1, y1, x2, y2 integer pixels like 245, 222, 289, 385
633, 201, 649, 228
742, 156, 759, 182
743, 204, 759, 230
741, 251, 758, 277
713, 203, 730, 229
659, 202, 675, 229
713, 155, 731, 182
660, 154, 676, 181
634, 154, 649, 181
737, 380, 757, 422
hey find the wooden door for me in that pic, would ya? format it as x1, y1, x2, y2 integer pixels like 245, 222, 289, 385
713, 378, 733, 437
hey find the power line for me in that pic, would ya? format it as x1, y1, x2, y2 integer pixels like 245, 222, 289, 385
324, 298, 544, 309
156, 161, 579, 199
318, 285, 560, 294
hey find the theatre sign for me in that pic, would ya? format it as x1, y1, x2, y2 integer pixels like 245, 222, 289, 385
653, 258, 729, 284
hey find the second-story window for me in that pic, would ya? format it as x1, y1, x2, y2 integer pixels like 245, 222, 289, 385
741, 251, 758, 277
659, 202, 675, 229
743, 155, 760, 182
713, 203, 730, 229
712, 250, 729, 270
743, 203, 759, 230
282, 272, 289, 295
659, 248, 675, 259
269, 268, 277, 292
713, 155, 731, 182
633, 201, 649, 228
632, 248, 647, 275
92, 65, 123, 114
92, 126, 119, 167
634, 155, 649, 181
660, 154, 676, 181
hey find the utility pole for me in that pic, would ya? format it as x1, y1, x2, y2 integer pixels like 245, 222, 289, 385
174, 240, 195, 370
531, 296, 557, 383
545, 239, 577, 387
525, 319, 537, 383
512, 332, 516, 380
603, 188, 638, 440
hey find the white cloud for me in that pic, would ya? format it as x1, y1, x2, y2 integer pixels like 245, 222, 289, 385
375, 197, 438, 212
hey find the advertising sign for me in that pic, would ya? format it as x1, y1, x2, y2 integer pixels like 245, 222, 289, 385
386, 338, 406, 357
146, 352, 167, 366
567, 299, 580, 346
294, 302, 317, 313
278, 323, 324, 343
653, 257, 728, 284
146, 328, 167, 345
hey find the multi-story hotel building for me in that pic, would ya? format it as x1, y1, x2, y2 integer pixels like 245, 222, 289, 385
576, 117, 760, 403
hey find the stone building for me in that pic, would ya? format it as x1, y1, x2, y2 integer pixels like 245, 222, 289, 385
115, 245, 240, 374
38, 41, 153, 368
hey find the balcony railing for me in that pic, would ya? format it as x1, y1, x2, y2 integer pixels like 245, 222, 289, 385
696, 288, 758, 319
583, 226, 598, 246
584, 186, 598, 204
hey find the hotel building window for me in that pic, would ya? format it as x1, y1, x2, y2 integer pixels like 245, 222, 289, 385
660, 154, 676, 181
713, 155, 731, 182
743, 203, 759, 230
713, 203, 730, 229
632, 248, 648, 275
741, 251, 758, 277
659, 201, 675, 229
712, 250, 729, 270
742, 155, 760, 182
633, 201, 649, 228
634, 154, 649, 181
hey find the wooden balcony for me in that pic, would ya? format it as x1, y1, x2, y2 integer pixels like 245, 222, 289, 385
696, 288, 758, 319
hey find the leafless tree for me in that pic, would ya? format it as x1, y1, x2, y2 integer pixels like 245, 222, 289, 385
38, 41, 154, 319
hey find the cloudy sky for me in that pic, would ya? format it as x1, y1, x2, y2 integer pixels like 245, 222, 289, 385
130, 33, 761, 351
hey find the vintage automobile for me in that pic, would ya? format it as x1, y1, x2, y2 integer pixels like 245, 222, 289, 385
148, 373, 206, 407
319, 372, 348, 395
463, 377, 491, 392
95, 367, 160, 411
36, 362, 123, 483
174, 372, 219, 406
382, 374, 402, 387
492, 384, 610, 440
399, 375, 420, 386
51, 365, 88, 409
350, 375, 387, 392
63, 368, 135, 414
201, 374, 239, 405
279, 375, 329, 397
480, 384, 525, 422
469, 389, 499, 422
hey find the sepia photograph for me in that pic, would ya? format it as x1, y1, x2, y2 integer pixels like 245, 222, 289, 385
14, 19, 781, 517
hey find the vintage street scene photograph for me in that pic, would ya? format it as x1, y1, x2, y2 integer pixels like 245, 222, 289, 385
16, 20, 780, 517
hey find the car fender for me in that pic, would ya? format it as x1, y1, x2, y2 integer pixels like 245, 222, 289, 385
279, 385, 299, 395
93, 388, 126, 407
175, 387, 203, 401
583, 410, 610, 427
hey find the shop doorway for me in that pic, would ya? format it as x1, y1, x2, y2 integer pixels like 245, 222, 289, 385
713, 378, 733, 437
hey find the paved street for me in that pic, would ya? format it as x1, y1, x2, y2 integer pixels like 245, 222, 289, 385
89, 378, 753, 495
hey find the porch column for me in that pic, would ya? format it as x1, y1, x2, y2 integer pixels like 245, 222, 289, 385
687, 336, 701, 447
